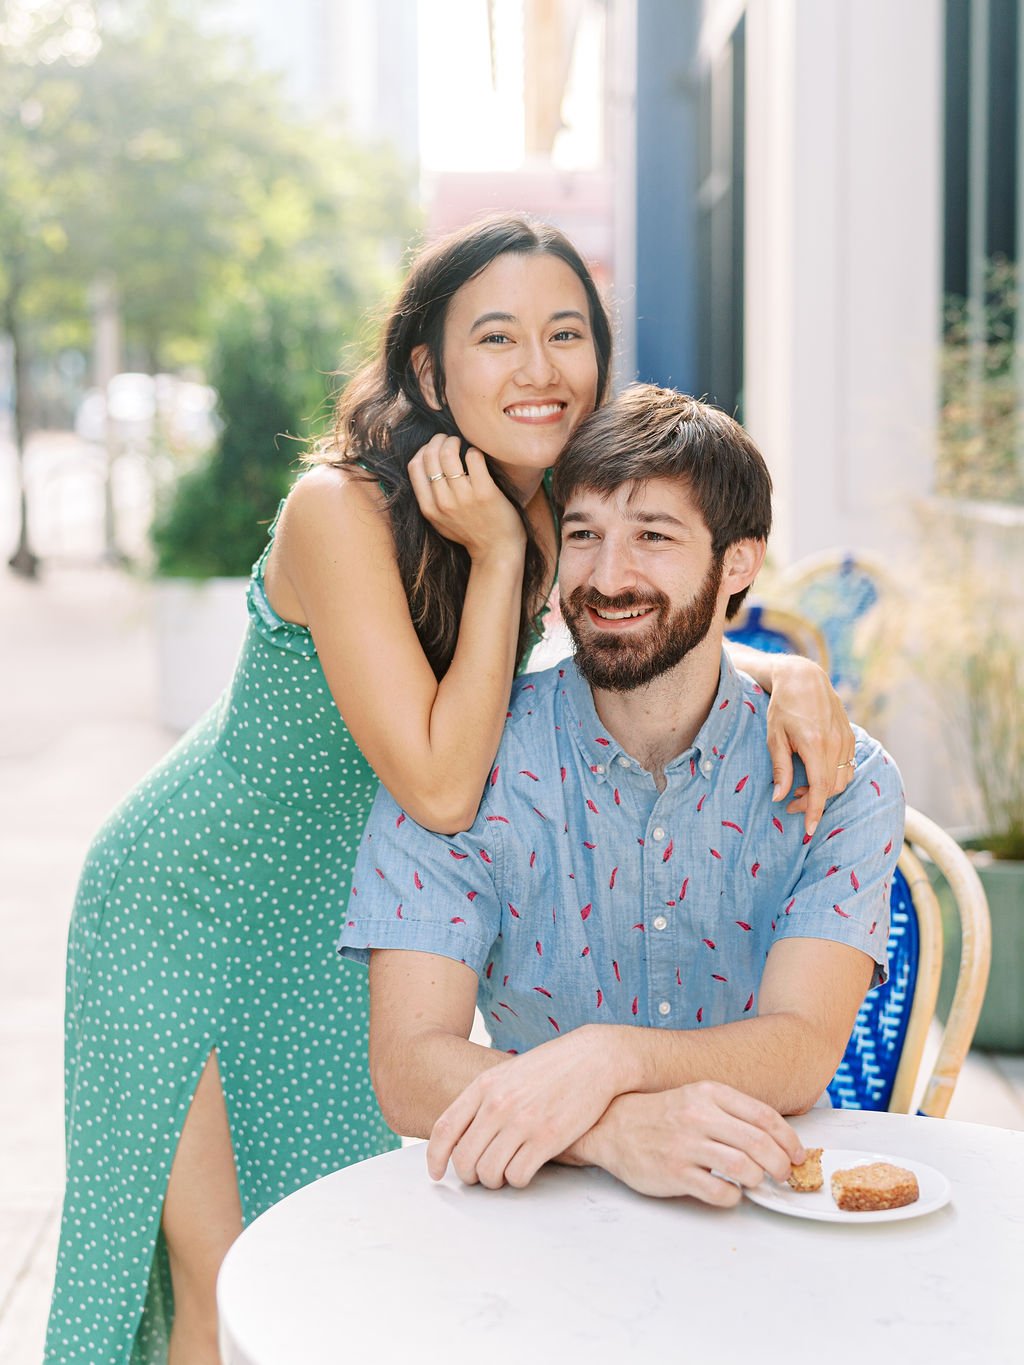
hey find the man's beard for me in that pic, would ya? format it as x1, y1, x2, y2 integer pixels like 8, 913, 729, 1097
562, 556, 724, 693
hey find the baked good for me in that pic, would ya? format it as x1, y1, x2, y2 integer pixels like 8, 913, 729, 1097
830, 1161, 919, 1211
787, 1147, 824, 1192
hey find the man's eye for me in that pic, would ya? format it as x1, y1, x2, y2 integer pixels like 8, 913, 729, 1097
565, 529, 597, 541
641, 531, 668, 542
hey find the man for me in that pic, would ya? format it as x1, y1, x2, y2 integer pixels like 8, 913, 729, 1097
339, 384, 904, 1205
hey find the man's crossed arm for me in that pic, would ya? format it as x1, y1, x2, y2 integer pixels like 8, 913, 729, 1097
368, 936, 872, 1205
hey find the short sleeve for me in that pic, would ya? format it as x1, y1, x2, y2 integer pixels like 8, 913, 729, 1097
772, 736, 904, 985
337, 784, 503, 974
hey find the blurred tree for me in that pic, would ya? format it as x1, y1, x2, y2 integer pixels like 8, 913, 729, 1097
151, 292, 322, 577
0, 1, 97, 574
0, 0, 416, 575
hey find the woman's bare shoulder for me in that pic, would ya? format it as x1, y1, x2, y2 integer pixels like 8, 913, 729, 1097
266, 463, 395, 621
285, 461, 389, 523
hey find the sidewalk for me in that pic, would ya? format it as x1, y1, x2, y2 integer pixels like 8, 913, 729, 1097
0, 560, 170, 1364
2, 547, 1024, 1363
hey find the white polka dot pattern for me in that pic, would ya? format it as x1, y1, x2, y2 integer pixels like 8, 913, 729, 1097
45, 511, 399, 1363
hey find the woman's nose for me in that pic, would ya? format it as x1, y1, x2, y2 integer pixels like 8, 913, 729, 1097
514, 341, 558, 387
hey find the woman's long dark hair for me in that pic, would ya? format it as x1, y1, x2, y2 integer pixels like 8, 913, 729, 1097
308, 213, 613, 679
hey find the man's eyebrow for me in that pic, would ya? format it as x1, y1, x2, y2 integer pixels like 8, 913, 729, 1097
469, 309, 588, 333
627, 510, 688, 528
561, 507, 689, 529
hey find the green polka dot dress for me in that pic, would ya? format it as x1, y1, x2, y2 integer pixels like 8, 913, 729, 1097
45, 507, 399, 1364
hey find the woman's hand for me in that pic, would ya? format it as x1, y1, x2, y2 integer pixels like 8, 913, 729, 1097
408, 434, 526, 562
764, 655, 856, 836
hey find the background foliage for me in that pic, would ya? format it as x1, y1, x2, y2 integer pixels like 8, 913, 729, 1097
1, 0, 418, 571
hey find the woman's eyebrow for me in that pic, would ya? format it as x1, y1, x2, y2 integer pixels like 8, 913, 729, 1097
468, 308, 589, 334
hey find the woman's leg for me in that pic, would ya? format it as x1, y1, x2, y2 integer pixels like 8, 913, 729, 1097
162, 1050, 243, 1365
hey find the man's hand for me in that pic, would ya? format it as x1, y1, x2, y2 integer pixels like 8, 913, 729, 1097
427, 1025, 620, 1189
573, 1080, 806, 1205
765, 655, 855, 836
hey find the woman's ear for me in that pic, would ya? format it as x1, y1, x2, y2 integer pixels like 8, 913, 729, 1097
411, 344, 441, 410
722, 538, 767, 595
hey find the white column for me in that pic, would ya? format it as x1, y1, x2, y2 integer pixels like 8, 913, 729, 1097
743, 0, 944, 566
607, 0, 637, 387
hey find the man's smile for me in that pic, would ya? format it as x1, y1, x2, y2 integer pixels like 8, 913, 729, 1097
586, 603, 657, 627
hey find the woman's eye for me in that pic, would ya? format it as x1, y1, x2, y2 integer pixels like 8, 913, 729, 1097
480, 333, 513, 345
551, 329, 582, 343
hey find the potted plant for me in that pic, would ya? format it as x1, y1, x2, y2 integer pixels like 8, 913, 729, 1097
150, 294, 320, 730
903, 501, 1024, 1052
873, 257, 1024, 1049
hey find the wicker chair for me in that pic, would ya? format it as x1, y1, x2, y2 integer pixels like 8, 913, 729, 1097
827, 806, 992, 1117
725, 602, 830, 671
778, 550, 892, 707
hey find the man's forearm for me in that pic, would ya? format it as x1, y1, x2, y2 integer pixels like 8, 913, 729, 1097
370, 1027, 507, 1138
576, 1009, 839, 1120
555, 1014, 832, 1181
570, 937, 874, 1138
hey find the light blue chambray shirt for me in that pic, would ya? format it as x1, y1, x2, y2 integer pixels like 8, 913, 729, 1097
338, 650, 904, 1054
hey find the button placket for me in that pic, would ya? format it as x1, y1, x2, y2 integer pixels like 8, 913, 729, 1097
644, 807, 681, 1024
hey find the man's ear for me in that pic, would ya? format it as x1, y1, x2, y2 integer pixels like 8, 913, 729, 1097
411, 344, 442, 410
722, 538, 767, 595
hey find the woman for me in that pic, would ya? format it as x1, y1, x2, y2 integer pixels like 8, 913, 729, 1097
46, 214, 852, 1365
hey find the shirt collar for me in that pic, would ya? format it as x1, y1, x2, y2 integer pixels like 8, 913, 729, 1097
558, 646, 745, 778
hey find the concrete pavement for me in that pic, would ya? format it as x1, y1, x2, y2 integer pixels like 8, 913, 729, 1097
0, 558, 170, 1364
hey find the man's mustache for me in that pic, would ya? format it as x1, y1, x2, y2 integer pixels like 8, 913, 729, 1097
564, 587, 669, 614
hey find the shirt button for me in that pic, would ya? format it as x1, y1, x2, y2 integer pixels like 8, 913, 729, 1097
594, 763, 605, 774
700, 759, 713, 776
617, 755, 631, 769
653, 915, 668, 931
658, 1000, 671, 1016
652, 827, 665, 841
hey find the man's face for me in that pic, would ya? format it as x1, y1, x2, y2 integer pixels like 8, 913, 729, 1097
558, 478, 725, 692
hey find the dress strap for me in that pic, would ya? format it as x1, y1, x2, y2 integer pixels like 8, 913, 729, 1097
353, 458, 392, 498
246, 498, 318, 657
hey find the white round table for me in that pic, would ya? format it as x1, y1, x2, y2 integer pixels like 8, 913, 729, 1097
218, 1108, 1022, 1365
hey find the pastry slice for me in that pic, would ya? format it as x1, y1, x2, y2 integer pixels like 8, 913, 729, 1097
831, 1161, 919, 1211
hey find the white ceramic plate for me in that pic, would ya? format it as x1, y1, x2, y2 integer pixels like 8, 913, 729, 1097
744, 1149, 952, 1223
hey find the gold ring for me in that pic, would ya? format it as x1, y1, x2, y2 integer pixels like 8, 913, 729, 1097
428, 472, 447, 483
446, 471, 466, 479
838, 758, 856, 770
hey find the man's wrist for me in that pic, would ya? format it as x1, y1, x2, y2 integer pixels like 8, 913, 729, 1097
577, 1023, 644, 1095
561, 1095, 620, 1170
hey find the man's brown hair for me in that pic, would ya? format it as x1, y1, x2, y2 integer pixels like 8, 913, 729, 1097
552, 384, 773, 619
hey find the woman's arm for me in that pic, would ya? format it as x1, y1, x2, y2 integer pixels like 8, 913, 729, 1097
726, 642, 854, 836
268, 444, 528, 834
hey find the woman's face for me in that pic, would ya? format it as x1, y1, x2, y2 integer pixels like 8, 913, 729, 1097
425, 251, 600, 497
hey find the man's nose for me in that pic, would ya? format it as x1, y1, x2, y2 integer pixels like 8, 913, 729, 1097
588, 539, 636, 596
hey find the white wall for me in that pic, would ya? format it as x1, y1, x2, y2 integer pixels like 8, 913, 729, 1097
736, 0, 956, 823
742, 0, 944, 567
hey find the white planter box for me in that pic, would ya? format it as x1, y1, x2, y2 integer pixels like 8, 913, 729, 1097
154, 576, 249, 732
